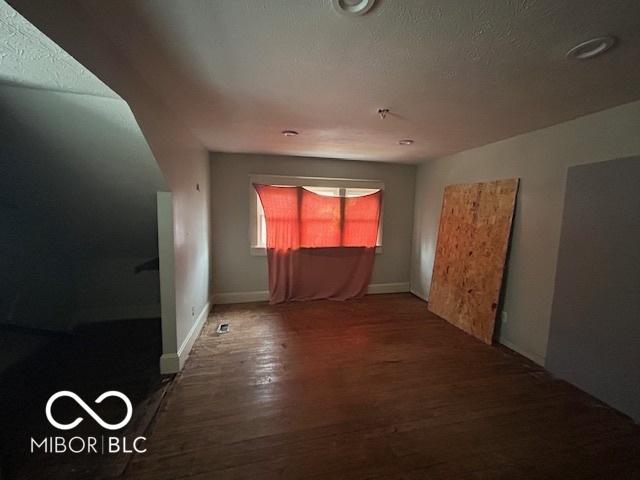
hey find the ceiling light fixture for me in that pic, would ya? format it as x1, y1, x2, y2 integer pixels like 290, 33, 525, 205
566, 36, 616, 60
281, 130, 299, 137
399, 139, 414, 145
332, 0, 376, 16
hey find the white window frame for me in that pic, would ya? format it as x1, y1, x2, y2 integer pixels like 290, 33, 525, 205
249, 174, 384, 256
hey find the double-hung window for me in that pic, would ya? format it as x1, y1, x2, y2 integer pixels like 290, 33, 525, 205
250, 175, 383, 255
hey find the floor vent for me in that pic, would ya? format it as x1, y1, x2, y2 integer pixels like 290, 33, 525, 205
216, 323, 230, 334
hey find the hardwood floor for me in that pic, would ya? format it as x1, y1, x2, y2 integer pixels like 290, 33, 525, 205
126, 294, 640, 479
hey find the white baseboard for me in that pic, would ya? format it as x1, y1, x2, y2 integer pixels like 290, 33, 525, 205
159, 352, 180, 374
499, 337, 545, 366
160, 301, 210, 374
366, 282, 410, 294
409, 288, 428, 302
212, 290, 269, 304
212, 282, 411, 305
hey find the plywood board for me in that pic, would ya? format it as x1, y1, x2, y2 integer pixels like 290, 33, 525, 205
428, 178, 519, 344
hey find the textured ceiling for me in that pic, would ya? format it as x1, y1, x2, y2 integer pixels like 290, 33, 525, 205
0, 1, 116, 97
8, 0, 640, 163
0, 1, 166, 256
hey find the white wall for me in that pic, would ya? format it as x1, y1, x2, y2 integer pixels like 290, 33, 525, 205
210, 152, 416, 299
126, 111, 211, 374
158, 150, 211, 363
6, 1, 213, 373
411, 100, 640, 364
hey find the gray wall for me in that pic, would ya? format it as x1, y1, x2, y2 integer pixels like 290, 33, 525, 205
0, 84, 167, 333
0, 203, 76, 332
410, 100, 640, 364
210, 152, 416, 296
546, 157, 640, 422
3, 0, 212, 372
0, 85, 166, 258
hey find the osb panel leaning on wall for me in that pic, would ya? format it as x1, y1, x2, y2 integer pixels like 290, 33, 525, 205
428, 178, 519, 344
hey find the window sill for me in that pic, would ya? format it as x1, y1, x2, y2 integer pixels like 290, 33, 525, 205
250, 246, 383, 256
250, 246, 267, 257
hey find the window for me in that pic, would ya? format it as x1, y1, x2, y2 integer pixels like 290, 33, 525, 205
250, 175, 383, 255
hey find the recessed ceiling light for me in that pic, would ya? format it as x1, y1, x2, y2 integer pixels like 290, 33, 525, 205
281, 130, 298, 137
399, 139, 414, 145
566, 36, 616, 60
332, 0, 376, 16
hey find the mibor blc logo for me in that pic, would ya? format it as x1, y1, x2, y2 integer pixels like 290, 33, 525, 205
31, 390, 147, 454
46, 391, 133, 430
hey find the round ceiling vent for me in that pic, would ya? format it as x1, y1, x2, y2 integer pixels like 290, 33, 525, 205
566, 36, 617, 60
332, 0, 376, 16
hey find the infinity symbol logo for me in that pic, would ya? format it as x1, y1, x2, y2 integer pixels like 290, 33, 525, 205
45, 391, 133, 431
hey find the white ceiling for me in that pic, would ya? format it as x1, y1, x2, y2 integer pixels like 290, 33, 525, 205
0, 1, 166, 256
11, 0, 640, 163
0, 1, 116, 97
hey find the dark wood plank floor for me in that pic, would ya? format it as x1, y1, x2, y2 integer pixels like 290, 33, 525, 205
126, 294, 640, 479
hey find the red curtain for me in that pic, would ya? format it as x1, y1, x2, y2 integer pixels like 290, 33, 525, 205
254, 184, 382, 304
